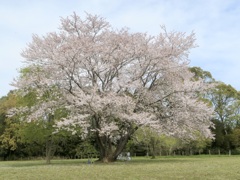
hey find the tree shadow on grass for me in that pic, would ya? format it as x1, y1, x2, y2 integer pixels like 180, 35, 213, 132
0, 157, 197, 167
0, 159, 89, 168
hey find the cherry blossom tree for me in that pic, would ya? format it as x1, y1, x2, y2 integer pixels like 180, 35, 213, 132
13, 13, 214, 162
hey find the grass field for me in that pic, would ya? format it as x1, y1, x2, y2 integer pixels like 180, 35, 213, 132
0, 156, 239, 180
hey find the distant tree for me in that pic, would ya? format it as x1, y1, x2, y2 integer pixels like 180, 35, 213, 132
7, 87, 71, 164
189, 66, 214, 82
209, 84, 240, 133
1, 91, 85, 161
183, 131, 211, 155
230, 128, 240, 148
131, 127, 161, 158
207, 83, 240, 151
75, 141, 98, 159
0, 92, 23, 160
13, 13, 214, 162
190, 67, 240, 151
132, 127, 180, 157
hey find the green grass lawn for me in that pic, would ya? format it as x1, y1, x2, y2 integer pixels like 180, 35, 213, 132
0, 156, 240, 180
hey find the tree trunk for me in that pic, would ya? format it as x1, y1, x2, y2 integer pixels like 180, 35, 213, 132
150, 137, 156, 159
96, 133, 130, 163
45, 135, 55, 164
92, 114, 137, 163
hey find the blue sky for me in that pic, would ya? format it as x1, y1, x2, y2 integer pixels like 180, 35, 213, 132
1, 0, 240, 97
